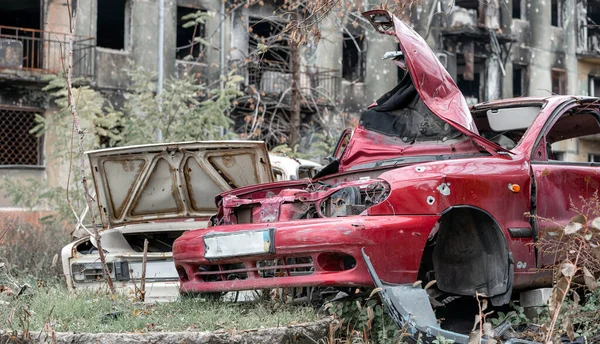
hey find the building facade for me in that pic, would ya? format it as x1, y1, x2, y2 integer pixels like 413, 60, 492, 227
1, 0, 599, 209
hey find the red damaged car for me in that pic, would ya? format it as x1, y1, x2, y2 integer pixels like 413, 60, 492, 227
173, 11, 600, 313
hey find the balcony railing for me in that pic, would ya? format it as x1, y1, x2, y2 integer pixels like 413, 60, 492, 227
0, 26, 95, 78
240, 61, 340, 105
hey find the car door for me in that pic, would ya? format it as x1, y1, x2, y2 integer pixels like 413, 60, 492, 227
531, 104, 600, 267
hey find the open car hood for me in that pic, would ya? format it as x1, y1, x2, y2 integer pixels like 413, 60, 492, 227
88, 141, 273, 228
362, 10, 510, 155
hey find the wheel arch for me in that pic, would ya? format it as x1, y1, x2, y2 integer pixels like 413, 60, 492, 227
418, 205, 513, 305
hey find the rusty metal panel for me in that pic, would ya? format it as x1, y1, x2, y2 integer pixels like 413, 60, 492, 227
88, 141, 273, 228
0, 39, 23, 68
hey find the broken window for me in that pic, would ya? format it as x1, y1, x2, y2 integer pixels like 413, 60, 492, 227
551, 0, 561, 27
455, 0, 480, 20
457, 72, 480, 105
247, 17, 290, 92
552, 69, 567, 95
457, 50, 482, 105
97, 0, 131, 50
542, 109, 600, 163
513, 65, 527, 97
0, 1, 40, 29
0, 1, 43, 70
589, 76, 600, 96
0, 107, 43, 166
589, 153, 600, 162
512, 0, 523, 19
342, 31, 366, 82
176, 6, 206, 60
249, 17, 289, 66
554, 151, 566, 161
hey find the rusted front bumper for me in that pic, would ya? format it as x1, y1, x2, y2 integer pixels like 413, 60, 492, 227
173, 215, 440, 293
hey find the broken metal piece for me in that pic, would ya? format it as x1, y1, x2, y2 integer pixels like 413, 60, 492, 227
361, 248, 539, 344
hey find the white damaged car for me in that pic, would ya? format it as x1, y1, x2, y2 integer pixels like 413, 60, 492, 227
61, 141, 320, 301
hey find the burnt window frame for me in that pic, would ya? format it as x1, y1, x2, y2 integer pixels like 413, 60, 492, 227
176, 5, 207, 61
589, 75, 600, 97
512, 64, 528, 97
552, 69, 567, 95
551, 0, 562, 27
96, 0, 132, 51
512, 0, 526, 19
248, 17, 290, 67
342, 29, 366, 83
0, 106, 45, 168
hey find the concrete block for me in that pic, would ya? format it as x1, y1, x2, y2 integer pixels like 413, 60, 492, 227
519, 288, 553, 308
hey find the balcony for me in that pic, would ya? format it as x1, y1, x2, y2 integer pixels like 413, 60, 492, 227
0, 26, 95, 80
240, 61, 340, 108
576, 0, 600, 61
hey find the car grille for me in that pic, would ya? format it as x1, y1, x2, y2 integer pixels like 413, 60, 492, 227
195, 256, 314, 283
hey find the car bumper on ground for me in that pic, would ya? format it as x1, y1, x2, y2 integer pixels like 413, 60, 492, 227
173, 215, 440, 294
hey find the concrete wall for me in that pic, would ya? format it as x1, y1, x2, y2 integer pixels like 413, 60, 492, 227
576, 61, 600, 95
76, 0, 229, 89
363, 30, 398, 106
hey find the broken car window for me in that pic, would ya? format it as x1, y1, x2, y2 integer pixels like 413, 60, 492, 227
543, 110, 600, 162
474, 106, 541, 150
359, 75, 462, 143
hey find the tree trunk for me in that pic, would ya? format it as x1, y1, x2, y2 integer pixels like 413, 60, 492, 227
66, 3, 115, 294
289, 11, 302, 149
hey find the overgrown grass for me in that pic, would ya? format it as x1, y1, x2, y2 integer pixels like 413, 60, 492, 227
0, 216, 70, 281
0, 284, 318, 333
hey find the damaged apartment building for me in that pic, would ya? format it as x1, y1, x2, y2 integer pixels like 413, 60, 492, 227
2, 0, 600, 209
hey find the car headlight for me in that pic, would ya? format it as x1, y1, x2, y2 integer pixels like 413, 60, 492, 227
318, 180, 390, 217
71, 261, 130, 283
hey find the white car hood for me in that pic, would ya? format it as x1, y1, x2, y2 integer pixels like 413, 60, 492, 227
88, 141, 272, 228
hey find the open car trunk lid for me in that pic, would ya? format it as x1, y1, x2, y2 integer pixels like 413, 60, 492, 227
362, 10, 510, 156
88, 141, 273, 228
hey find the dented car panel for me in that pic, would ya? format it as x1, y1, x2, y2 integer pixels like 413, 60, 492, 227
176, 215, 440, 292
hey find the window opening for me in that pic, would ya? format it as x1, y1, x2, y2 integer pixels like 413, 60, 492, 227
589, 153, 600, 162
0, 1, 40, 29
512, 0, 521, 19
589, 76, 600, 96
247, 17, 289, 92
342, 31, 365, 82
552, 69, 567, 95
542, 110, 600, 163
457, 72, 480, 105
455, 0, 480, 20
513, 66, 523, 97
551, 0, 561, 27
249, 17, 289, 67
97, 0, 129, 50
176, 6, 206, 60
